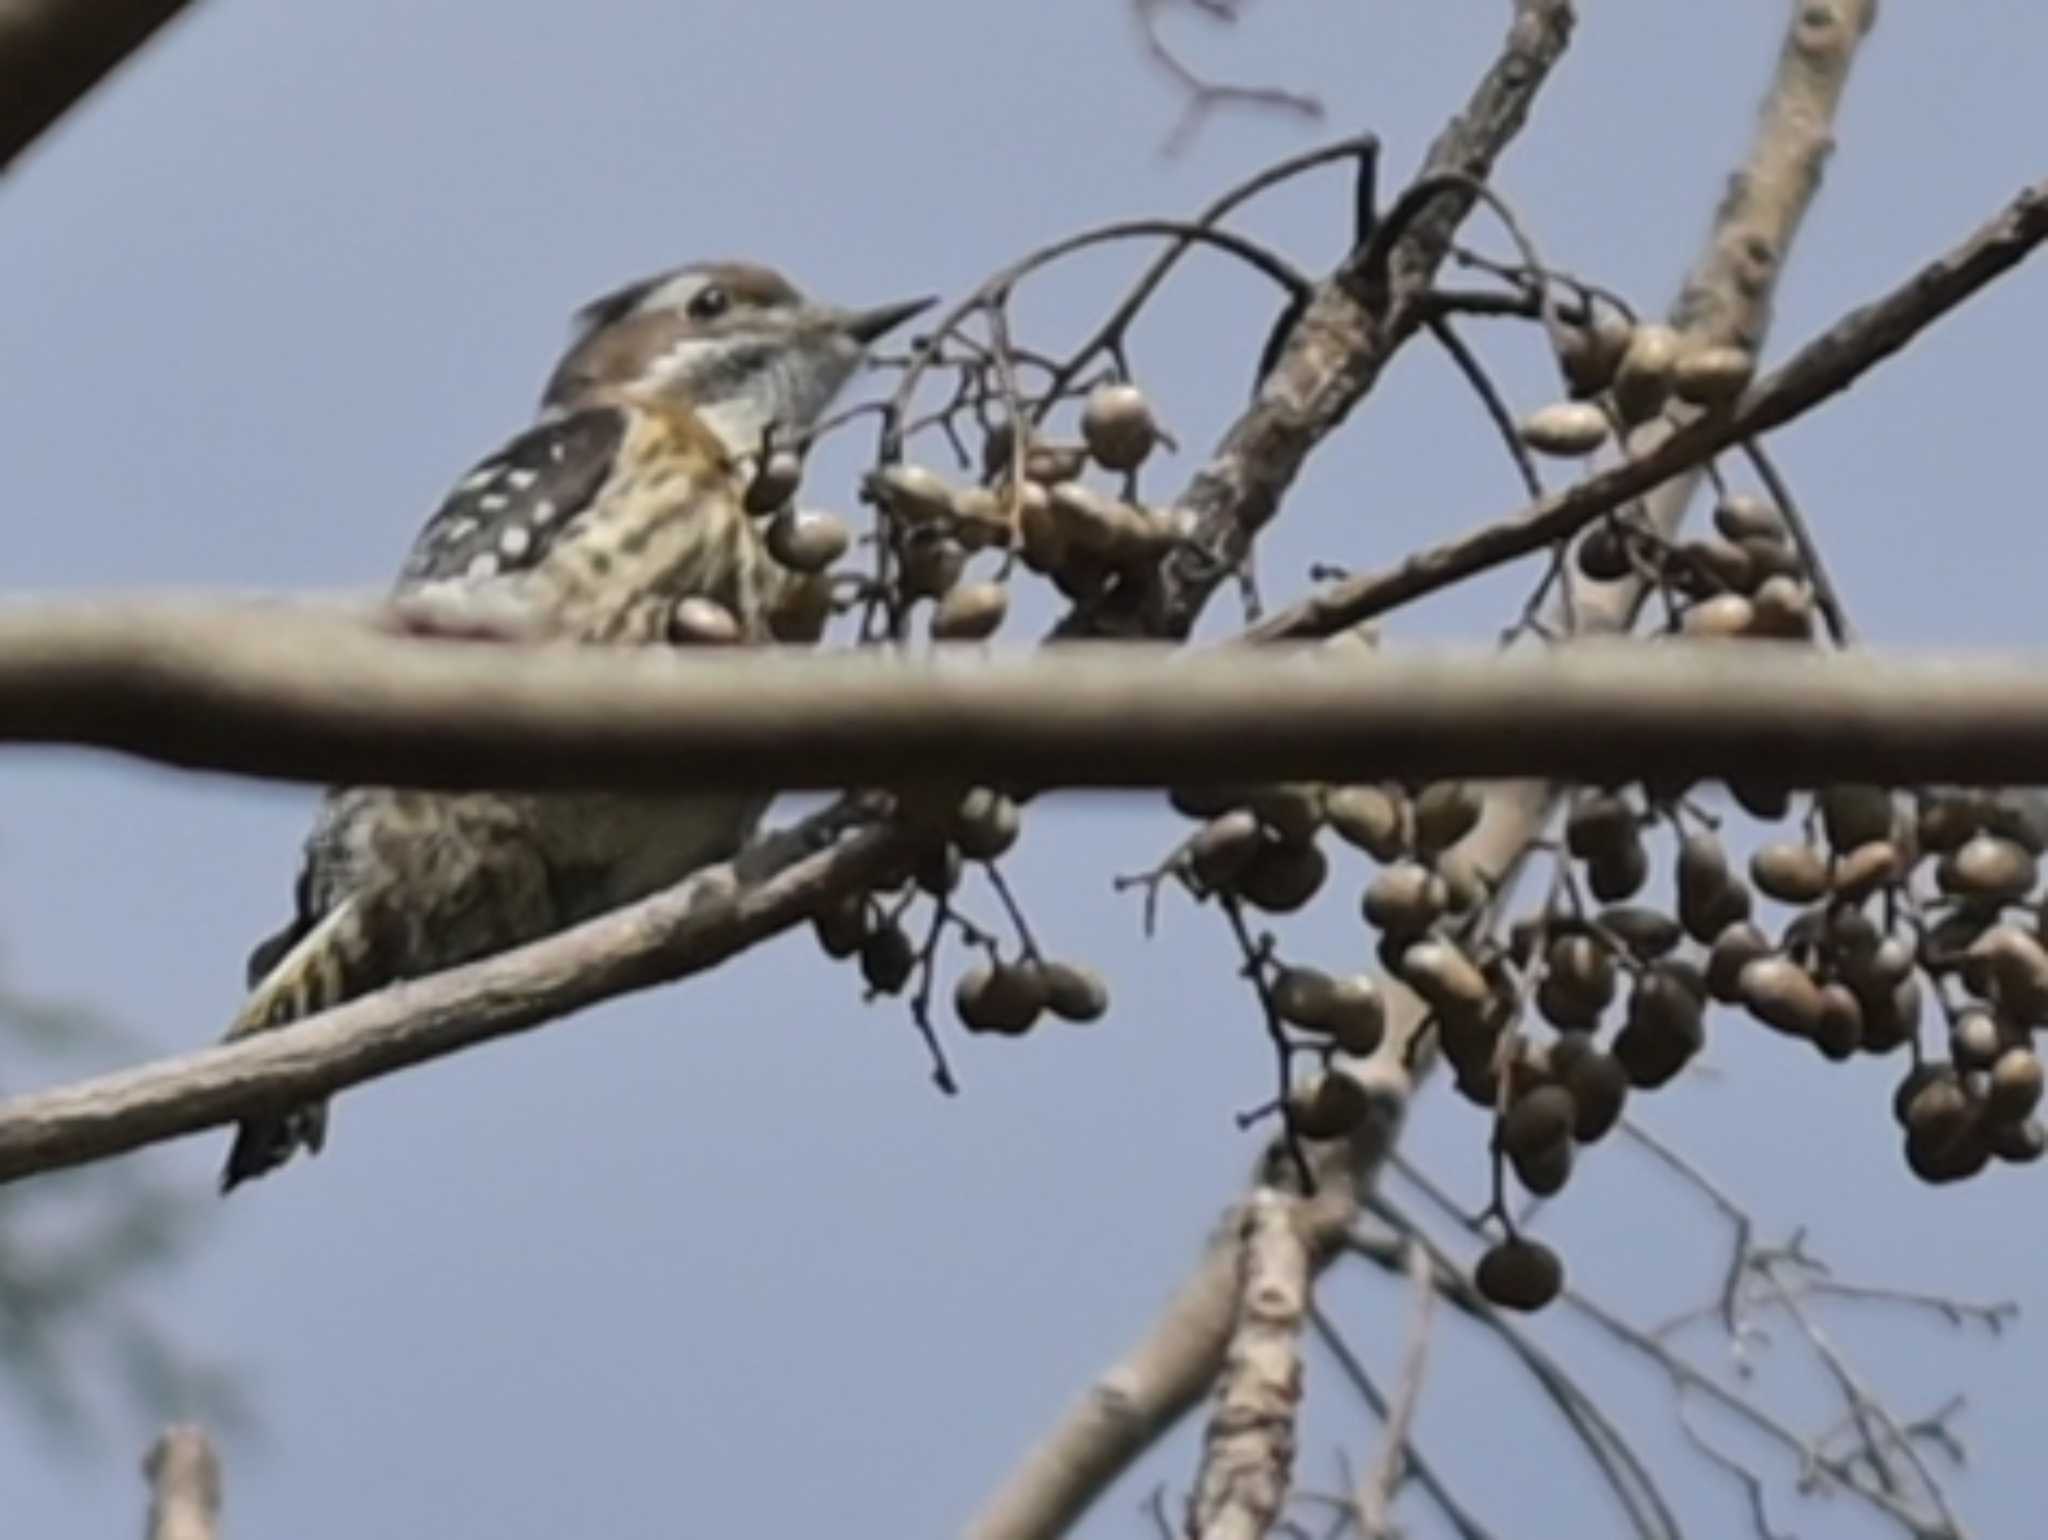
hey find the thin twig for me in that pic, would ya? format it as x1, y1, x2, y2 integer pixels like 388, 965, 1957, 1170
1354, 1240, 1438, 1538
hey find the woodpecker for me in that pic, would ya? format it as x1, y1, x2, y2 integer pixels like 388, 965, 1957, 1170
220, 262, 933, 1190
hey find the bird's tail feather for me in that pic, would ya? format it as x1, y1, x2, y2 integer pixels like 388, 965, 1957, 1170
221, 897, 373, 1193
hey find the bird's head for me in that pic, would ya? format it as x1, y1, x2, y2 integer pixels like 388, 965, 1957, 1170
542, 261, 933, 453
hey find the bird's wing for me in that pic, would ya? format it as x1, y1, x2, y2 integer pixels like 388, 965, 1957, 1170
396, 405, 628, 587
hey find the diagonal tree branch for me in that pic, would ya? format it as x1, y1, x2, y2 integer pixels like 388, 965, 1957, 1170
1062, 0, 1577, 640
1247, 173, 2048, 642
0, 817, 904, 1183
0, 0, 203, 172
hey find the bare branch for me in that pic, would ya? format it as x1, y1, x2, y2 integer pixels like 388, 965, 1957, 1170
1248, 173, 2048, 642
1130, 0, 1324, 156
142, 1424, 221, 1540
15, 612, 2048, 790
1354, 1242, 1437, 1539
0, 814, 907, 1183
0, 0, 201, 172
1185, 1191, 1312, 1540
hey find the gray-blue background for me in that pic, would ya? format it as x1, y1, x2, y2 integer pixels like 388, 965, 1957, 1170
2, 3, 2042, 1534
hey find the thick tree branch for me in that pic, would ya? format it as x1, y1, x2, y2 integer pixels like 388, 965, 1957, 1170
0, 0, 201, 171
15, 616, 2048, 788
0, 819, 904, 1183
1249, 171, 2048, 641
1062, 0, 1576, 639
1184, 1191, 1311, 1540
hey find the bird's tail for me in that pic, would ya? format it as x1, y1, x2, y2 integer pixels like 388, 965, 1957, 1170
221, 896, 374, 1193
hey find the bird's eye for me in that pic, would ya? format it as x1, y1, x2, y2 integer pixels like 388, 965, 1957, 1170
688, 285, 731, 321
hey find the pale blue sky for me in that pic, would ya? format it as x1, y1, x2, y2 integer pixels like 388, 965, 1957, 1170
2, 3, 2045, 1535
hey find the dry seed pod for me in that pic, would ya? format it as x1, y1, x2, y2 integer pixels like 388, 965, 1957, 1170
1705, 921, 1771, 1003
1413, 781, 1483, 855
670, 595, 743, 645
1915, 789, 1981, 852
1273, 966, 1338, 1030
1080, 382, 1159, 472
1047, 481, 1148, 556
1626, 965, 1706, 1075
767, 572, 835, 644
1364, 861, 1449, 937
1513, 1136, 1574, 1197
1729, 778, 1794, 821
1841, 933, 1915, 996
1832, 840, 1901, 902
1713, 494, 1784, 544
1566, 790, 1637, 862
1985, 791, 2048, 854
743, 447, 803, 516
1672, 342, 1754, 406
860, 923, 916, 994
1538, 935, 1614, 1029
1498, 1085, 1577, 1161
1991, 1117, 2047, 1163
915, 843, 962, 897
1326, 784, 1409, 861
1040, 961, 1110, 1024
948, 485, 1015, 551
1906, 1115, 1992, 1185
1249, 784, 1325, 846
1820, 785, 1894, 851
1291, 1070, 1372, 1140
1475, 1237, 1564, 1312
1321, 975, 1387, 1056
1905, 1073, 1973, 1146
1168, 784, 1245, 820
766, 508, 851, 574
1860, 975, 1922, 1055
1566, 1049, 1629, 1142
1238, 839, 1328, 913
1400, 937, 1495, 1021
1682, 593, 1757, 639
1587, 836, 1650, 903
1751, 840, 1830, 904
1813, 983, 1864, 1060
1893, 1064, 1957, 1129
1575, 523, 1634, 582
1951, 1007, 2008, 1072
1558, 307, 1633, 398
1188, 809, 1263, 892
1676, 832, 1750, 943
930, 580, 1009, 642
871, 463, 955, 525
1599, 905, 1683, 959
1744, 537, 1806, 584
1939, 833, 2039, 902
950, 788, 1021, 859
1749, 575, 1815, 640
811, 893, 870, 959
1024, 441, 1088, 486
955, 961, 1047, 1036
1684, 538, 1757, 596
1434, 848, 1492, 914
1739, 955, 1825, 1037
1612, 322, 1681, 423
1989, 1046, 2045, 1121
1013, 482, 1065, 573
1519, 401, 1610, 456
898, 531, 966, 599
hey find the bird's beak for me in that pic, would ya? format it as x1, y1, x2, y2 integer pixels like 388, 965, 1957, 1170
840, 294, 938, 345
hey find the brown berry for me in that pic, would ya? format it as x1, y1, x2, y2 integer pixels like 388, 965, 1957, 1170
1475, 1238, 1564, 1312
